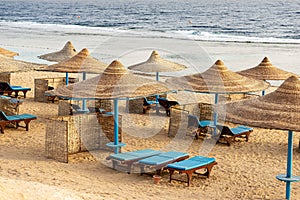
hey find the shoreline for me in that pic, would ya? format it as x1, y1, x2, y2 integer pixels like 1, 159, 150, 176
1, 28, 300, 75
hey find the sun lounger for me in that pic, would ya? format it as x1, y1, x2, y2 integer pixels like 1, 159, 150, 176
0, 111, 37, 133
166, 156, 217, 186
187, 115, 214, 139
70, 104, 89, 115
106, 149, 162, 173
87, 107, 113, 116
137, 151, 189, 175
143, 97, 157, 114
158, 98, 179, 116
0, 82, 31, 98
216, 124, 253, 146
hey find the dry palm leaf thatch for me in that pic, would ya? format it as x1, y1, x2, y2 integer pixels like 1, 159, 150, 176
47, 60, 173, 100
128, 50, 187, 73
167, 60, 269, 94
218, 76, 300, 131
37, 41, 77, 62
0, 54, 46, 73
41, 48, 107, 74
237, 57, 298, 80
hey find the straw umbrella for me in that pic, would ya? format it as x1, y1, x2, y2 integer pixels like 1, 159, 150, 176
0, 47, 19, 58
128, 50, 187, 81
40, 48, 107, 110
128, 50, 187, 109
44, 48, 107, 83
166, 60, 270, 134
0, 54, 46, 73
218, 76, 300, 200
47, 60, 172, 153
37, 41, 77, 62
237, 57, 298, 95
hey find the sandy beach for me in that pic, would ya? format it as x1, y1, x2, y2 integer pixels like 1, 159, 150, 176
0, 24, 300, 199
1, 0, 300, 198
0, 63, 298, 200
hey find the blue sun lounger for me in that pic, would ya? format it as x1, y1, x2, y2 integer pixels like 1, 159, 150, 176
166, 156, 217, 186
142, 97, 157, 114
0, 111, 37, 133
106, 149, 162, 172
0, 82, 31, 98
137, 151, 189, 175
216, 124, 253, 146
187, 114, 215, 139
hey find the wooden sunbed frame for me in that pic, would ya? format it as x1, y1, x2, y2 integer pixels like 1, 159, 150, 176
0, 82, 31, 98
138, 154, 190, 175
187, 115, 213, 139
0, 111, 37, 133
167, 160, 217, 186
108, 157, 143, 173
106, 149, 162, 173
216, 125, 253, 146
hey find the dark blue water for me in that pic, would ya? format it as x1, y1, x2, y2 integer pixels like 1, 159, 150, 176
0, 0, 300, 43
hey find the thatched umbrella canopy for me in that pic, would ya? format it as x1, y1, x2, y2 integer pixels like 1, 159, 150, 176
166, 60, 269, 94
37, 41, 77, 62
41, 47, 108, 110
0, 55, 46, 73
237, 57, 298, 81
42, 48, 107, 74
48, 60, 173, 154
0, 47, 19, 58
128, 50, 187, 73
128, 50, 187, 81
166, 59, 269, 136
49, 60, 172, 100
220, 75, 300, 131
218, 75, 300, 200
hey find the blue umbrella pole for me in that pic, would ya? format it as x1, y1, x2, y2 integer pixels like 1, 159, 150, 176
155, 72, 159, 112
276, 130, 300, 200
213, 93, 219, 136
106, 99, 125, 153
113, 99, 119, 154
82, 72, 87, 111
65, 72, 69, 85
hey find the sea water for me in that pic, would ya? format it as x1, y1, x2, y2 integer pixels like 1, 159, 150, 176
0, 0, 299, 75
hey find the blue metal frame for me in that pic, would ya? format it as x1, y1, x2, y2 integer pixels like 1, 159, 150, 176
65, 72, 69, 85
212, 93, 219, 136
276, 130, 300, 200
82, 72, 87, 111
105, 99, 126, 154
155, 72, 160, 111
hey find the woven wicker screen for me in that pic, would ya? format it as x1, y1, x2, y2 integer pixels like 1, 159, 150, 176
0, 72, 11, 83
168, 107, 189, 137
45, 114, 122, 163
45, 118, 68, 163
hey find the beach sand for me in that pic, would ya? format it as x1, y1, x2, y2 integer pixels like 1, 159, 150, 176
0, 29, 300, 199
0, 70, 299, 200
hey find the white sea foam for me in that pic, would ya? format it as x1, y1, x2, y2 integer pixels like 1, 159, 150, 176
1, 20, 300, 45
172, 30, 300, 44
